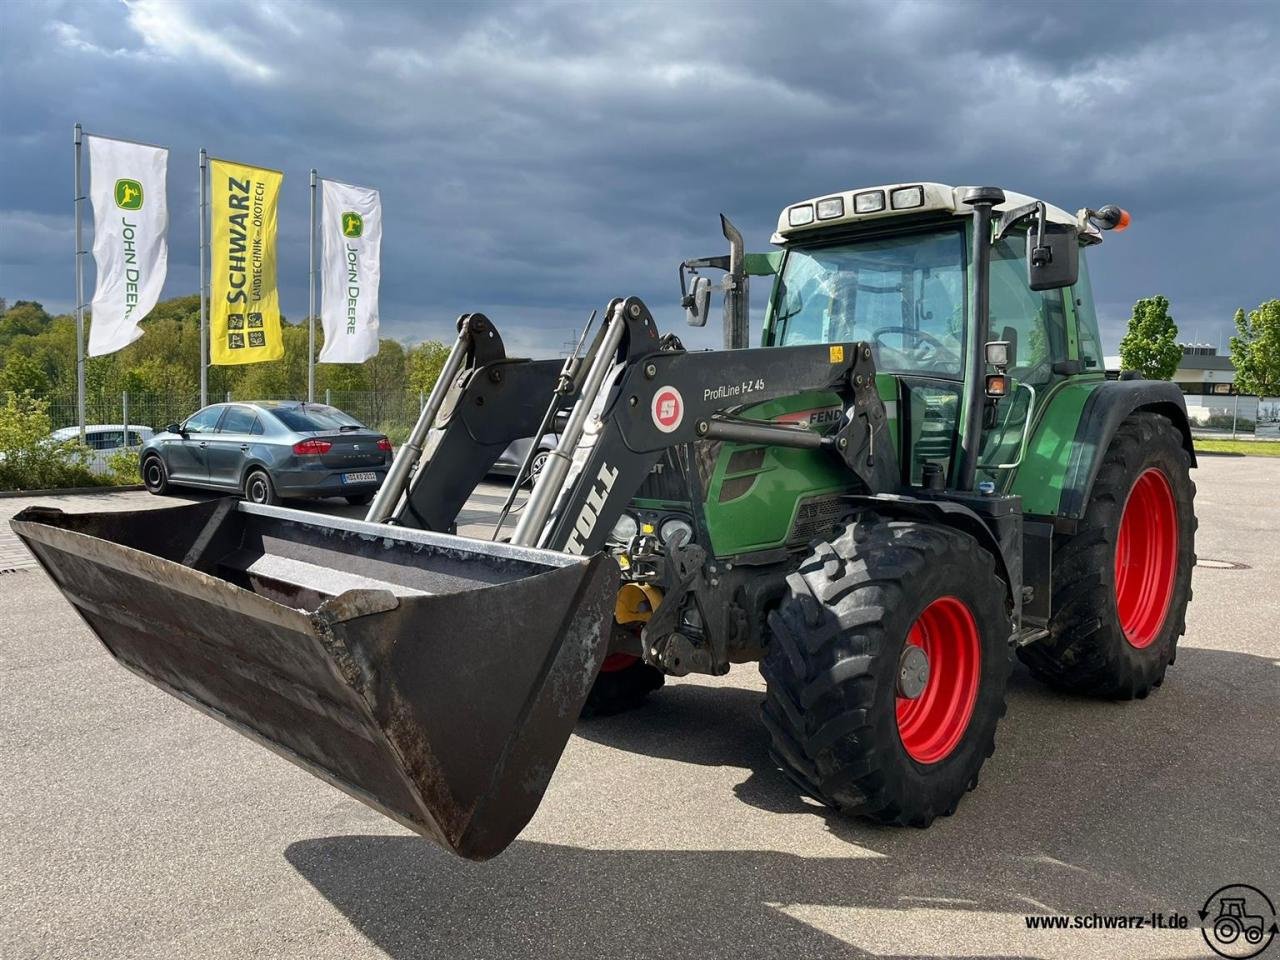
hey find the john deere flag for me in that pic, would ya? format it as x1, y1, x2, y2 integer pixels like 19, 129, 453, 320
209, 159, 284, 364
87, 135, 168, 356
318, 179, 382, 363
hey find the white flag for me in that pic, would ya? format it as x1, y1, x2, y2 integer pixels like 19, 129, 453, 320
87, 135, 168, 356
319, 179, 381, 363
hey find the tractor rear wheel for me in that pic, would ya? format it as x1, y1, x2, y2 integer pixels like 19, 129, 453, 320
1018, 412, 1195, 698
761, 514, 1011, 827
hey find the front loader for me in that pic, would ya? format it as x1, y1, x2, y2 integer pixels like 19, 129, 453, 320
13, 182, 1196, 858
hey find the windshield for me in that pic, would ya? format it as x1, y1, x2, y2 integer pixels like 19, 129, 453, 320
772, 227, 966, 377
270, 404, 364, 432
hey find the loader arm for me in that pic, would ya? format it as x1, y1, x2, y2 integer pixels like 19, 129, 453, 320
534, 307, 898, 555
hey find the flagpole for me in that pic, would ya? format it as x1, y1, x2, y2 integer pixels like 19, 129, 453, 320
73, 123, 86, 440
198, 148, 208, 407
308, 168, 317, 402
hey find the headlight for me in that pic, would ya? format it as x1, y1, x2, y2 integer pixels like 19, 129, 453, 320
611, 513, 639, 542
787, 204, 815, 226
659, 517, 693, 545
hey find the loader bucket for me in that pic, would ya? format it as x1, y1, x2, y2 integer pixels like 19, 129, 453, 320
10, 499, 618, 861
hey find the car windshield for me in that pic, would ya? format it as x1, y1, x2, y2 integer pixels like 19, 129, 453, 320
270, 404, 364, 432
772, 227, 966, 378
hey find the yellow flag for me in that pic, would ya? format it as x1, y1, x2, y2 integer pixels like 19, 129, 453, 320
209, 159, 284, 364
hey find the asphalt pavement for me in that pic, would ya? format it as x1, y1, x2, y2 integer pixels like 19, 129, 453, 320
1, 460, 1277, 959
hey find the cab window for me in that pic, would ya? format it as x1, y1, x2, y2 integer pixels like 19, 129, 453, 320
988, 233, 1067, 386
1071, 252, 1103, 370
773, 228, 966, 379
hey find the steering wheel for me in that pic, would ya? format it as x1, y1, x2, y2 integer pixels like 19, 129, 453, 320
872, 326, 959, 366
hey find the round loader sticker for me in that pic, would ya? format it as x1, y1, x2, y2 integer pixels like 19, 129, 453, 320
651, 386, 684, 433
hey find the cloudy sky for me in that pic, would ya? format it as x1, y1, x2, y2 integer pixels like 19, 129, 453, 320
1, 0, 1277, 357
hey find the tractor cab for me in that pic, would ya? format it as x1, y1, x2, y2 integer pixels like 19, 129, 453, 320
759, 183, 1112, 491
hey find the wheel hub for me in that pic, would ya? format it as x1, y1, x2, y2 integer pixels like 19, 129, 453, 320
895, 596, 981, 764
896, 644, 930, 699
1114, 467, 1178, 649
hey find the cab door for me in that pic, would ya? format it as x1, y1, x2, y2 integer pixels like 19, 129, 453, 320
978, 232, 1071, 475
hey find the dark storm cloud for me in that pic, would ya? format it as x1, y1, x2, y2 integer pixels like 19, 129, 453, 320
1, 0, 1276, 355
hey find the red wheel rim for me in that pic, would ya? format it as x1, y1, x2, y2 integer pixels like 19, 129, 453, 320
895, 596, 981, 764
600, 653, 638, 673
1114, 467, 1178, 649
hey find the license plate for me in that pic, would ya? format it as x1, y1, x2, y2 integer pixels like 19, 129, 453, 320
342, 472, 377, 484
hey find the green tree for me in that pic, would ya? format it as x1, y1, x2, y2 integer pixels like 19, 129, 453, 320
407, 340, 451, 395
1229, 300, 1280, 397
1118, 295, 1182, 380
0, 352, 50, 395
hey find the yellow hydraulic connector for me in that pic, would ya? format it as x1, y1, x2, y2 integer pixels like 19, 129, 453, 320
615, 582, 664, 624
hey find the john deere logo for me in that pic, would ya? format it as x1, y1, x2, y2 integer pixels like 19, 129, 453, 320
341, 212, 363, 238
115, 179, 143, 210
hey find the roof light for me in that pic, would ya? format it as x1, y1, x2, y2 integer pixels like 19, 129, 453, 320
890, 185, 925, 209
854, 190, 886, 214
787, 204, 815, 227
816, 196, 844, 220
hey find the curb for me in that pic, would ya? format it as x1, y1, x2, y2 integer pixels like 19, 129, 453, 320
0, 484, 145, 499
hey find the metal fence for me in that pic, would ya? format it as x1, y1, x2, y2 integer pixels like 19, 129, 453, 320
43, 389, 428, 442
1185, 395, 1280, 439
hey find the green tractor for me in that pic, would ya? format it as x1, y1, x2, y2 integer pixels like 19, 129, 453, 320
14, 182, 1195, 859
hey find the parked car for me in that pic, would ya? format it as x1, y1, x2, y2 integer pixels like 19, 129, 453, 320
139, 401, 391, 505
47, 425, 155, 476
490, 433, 558, 484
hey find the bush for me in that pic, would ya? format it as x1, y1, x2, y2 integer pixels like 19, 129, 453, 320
0, 391, 106, 491
104, 446, 144, 485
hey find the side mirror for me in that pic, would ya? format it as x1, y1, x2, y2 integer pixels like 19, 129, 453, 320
684, 275, 712, 327
1027, 222, 1079, 291
165, 422, 182, 435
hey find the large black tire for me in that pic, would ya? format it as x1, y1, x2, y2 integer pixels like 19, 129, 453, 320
243, 468, 279, 506
141, 455, 170, 495
581, 656, 664, 718
1018, 412, 1195, 698
761, 514, 1011, 827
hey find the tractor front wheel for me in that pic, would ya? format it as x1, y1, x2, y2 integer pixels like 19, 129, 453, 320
1018, 412, 1195, 698
761, 514, 1011, 827
580, 652, 664, 718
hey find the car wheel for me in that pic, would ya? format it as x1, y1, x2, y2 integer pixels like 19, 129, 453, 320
243, 468, 279, 506
524, 450, 550, 487
141, 455, 170, 495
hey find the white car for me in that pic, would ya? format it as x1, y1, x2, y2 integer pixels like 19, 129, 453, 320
48, 425, 155, 476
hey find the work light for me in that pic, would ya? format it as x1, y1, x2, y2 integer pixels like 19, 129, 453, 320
890, 186, 925, 209
854, 190, 886, 213
816, 197, 845, 220
788, 204, 815, 226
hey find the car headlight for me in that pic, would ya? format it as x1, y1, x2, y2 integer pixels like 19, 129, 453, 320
611, 513, 639, 542
659, 517, 694, 545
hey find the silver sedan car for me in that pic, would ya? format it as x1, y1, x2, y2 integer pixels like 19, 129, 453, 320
139, 401, 392, 505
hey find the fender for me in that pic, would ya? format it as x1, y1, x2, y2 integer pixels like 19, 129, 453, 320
1057, 379, 1196, 521
842, 492, 1022, 620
